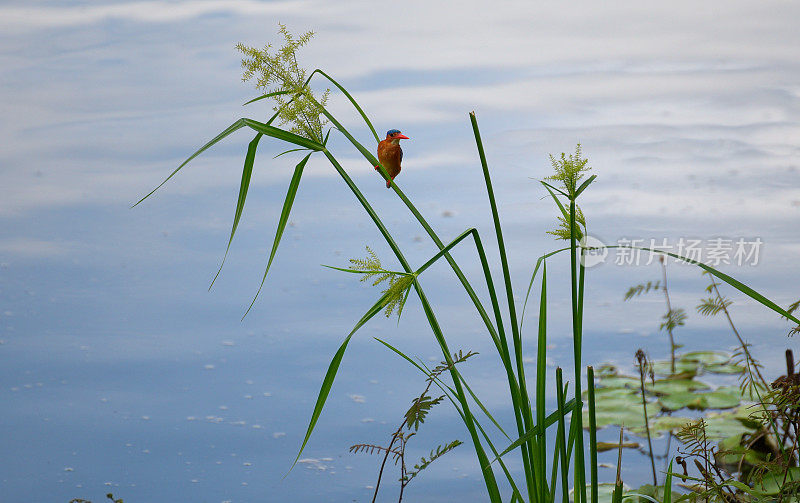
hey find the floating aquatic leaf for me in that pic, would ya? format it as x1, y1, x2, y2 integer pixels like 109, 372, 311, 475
704, 362, 746, 374
650, 415, 694, 434
679, 350, 730, 365
584, 387, 638, 400
701, 387, 742, 409
658, 386, 741, 411
587, 398, 660, 430
595, 375, 639, 389
703, 413, 754, 439
753, 467, 800, 495
659, 391, 705, 411
645, 378, 709, 395
649, 359, 699, 376
569, 482, 622, 503
595, 441, 640, 452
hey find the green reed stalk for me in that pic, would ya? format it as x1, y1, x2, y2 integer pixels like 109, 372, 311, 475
587, 366, 598, 503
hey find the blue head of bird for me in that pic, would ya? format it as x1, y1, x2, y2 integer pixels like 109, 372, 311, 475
385, 129, 409, 143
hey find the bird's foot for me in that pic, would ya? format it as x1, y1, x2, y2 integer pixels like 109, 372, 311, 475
386, 179, 392, 189
374, 165, 380, 171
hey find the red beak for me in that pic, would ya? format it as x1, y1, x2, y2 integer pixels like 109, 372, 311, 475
396, 134, 410, 140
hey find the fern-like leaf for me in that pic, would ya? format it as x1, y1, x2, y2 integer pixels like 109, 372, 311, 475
405, 394, 444, 432
624, 281, 662, 301
401, 440, 463, 484
349, 443, 403, 463
342, 246, 416, 320
696, 296, 732, 316
426, 350, 479, 383
546, 204, 586, 241
660, 308, 687, 332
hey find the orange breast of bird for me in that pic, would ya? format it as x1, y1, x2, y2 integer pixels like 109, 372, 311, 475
377, 140, 403, 179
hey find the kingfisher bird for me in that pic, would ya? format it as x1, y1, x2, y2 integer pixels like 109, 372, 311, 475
376, 129, 409, 188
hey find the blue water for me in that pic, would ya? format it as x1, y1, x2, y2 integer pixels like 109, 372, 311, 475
2, 156, 796, 502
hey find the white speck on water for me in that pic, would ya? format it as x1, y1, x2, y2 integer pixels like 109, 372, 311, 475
243, 462, 252, 466
231, 421, 246, 426
64, 467, 74, 472
272, 432, 286, 439
186, 416, 196, 421
298, 458, 330, 471
369, 379, 379, 384
191, 479, 198, 483
222, 341, 234, 346
252, 424, 262, 429
263, 392, 272, 397
245, 380, 253, 385
219, 405, 228, 410
204, 364, 215, 370
619, 328, 635, 334
546, 357, 555, 367
244, 394, 253, 399
360, 417, 375, 423
99, 397, 108, 403
142, 449, 150, 454
522, 356, 534, 364
348, 394, 365, 403
427, 356, 438, 362
321, 457, 332, 462
11, 387, 19, 391
141, 416, 150, 421
241, 482, 248, 486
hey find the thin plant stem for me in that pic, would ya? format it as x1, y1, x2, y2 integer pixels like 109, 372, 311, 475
659, 257, 678, 373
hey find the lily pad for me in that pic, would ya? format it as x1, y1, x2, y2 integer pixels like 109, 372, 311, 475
704, 414, 754, 439
701, 387, 742, 409
595, 441, 641, 452
569, 483, 624, 503
659, 391, 706, 411
680, 350, 731, 365
584, 387, 638, 400
595, 375, 640, 389
704, 362, 746, 374
595, 364, 621, 377
650, 415, 694, 434
649, 359, 700, 376
658, 387, 741, 411
715, 433, 766, 470
753, 467, 800, 495
645, 378, 710, 395
588, 398, 660, 430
